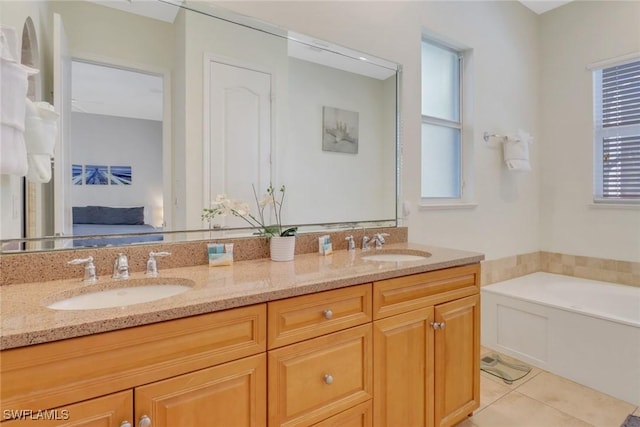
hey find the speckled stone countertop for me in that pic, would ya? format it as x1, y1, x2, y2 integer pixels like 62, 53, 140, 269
0, 243, 483, 350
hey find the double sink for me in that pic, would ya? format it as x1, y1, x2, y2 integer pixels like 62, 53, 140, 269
45, 249, 431, 311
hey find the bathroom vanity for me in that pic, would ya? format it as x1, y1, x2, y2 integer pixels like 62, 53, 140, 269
0, 244, 482, 427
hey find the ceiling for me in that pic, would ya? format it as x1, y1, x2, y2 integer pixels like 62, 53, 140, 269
519, 0, 573, 14
71, 61, 163, 121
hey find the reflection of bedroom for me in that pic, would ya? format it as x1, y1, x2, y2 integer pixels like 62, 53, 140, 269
69, 61, 164, 246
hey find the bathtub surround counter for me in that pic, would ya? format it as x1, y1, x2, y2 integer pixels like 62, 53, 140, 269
0, 242, 483, 350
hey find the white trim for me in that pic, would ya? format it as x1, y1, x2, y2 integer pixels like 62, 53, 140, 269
418, 202, 477, 211
586, 51, 640, 71
589, 202, 640, 210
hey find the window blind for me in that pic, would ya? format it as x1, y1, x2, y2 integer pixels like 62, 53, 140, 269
596, 59, 640, 200
602, 61, 640, 128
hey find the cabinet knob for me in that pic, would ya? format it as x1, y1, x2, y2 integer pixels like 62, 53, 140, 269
324, 374, 334, 385
431, 322, 445, 330
138, 415, 152, 427
120, 422, 132, 427
323, 309, 333, 320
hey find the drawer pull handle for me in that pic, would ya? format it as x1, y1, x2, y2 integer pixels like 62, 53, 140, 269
323, 309, 333, 320
120, 422, 132, 427
431, 322, 445, 330
139, 415, 152, 427
324, 374, 334, 385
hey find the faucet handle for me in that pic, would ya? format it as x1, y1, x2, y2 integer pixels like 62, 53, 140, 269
372, 233, 390, 248
112, 253, 129, 279
67, 256, 97, 283
345, 235, 355, 251
146, 251, 171, 277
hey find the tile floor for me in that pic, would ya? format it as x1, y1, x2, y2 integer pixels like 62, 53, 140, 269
455, 347, 640, 427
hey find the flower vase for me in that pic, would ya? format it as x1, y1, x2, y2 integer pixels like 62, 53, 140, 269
270, 236, 296, 262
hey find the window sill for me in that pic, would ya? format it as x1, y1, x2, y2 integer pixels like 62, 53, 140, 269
589, 202, 640, 210
418, 202, 478, 211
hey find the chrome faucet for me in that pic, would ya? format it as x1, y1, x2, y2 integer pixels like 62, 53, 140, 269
371, 233, 390, 249
345, 235, 356, 251
363, 233, 390, 251
67, 256, 97, 283
112, 253, 129, 279
146, 251, 171, 277
362, 235, 372, 251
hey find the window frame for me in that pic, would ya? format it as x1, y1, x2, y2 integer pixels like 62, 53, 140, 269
592, 58, 640, 204
420, 37, 469, 205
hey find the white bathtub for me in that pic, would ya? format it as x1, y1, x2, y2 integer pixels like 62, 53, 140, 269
481, 272, 640, 405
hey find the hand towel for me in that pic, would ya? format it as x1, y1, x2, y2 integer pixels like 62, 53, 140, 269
24, 100, 59, 183
503, 129, 533, 171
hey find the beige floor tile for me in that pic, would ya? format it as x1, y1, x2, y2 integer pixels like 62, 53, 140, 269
453, 417, 478, 427
478, 375, 511, 410
467, 392, 591, 427
517, 371, 635, 427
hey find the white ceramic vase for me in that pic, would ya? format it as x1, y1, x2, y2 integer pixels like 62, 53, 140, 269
270, 236, 296, 262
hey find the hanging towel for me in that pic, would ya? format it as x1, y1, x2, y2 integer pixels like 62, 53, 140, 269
503, 129, 533, 171
0, 27, 38, 177
0, 125, 28, 176
24, 99, 59, 183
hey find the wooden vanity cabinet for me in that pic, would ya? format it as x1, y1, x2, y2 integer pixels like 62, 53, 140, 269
1, 264, 479, 427
372, 264, 480, 427
0, 304, 267, 427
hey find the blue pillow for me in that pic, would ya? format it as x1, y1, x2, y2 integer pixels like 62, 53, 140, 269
73, 206, 145, 225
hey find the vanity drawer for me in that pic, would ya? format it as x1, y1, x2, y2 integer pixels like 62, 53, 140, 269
373, 264, 480, 319
268, 284, 372, 349
268, 324, 372, 427
0, 304, 266, 414
312, 401, 372, 427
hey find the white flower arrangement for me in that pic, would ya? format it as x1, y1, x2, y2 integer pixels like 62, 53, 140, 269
202, 184, 297, 237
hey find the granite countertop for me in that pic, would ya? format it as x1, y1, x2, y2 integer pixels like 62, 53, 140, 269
0, 243, 483, 350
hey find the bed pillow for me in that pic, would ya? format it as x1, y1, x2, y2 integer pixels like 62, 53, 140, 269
72, 206, 99, 224
73, 206, 145, 225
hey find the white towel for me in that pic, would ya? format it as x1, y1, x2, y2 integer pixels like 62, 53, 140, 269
0, 27, 38, 177
503, 129, 533, 171
24, 100, 58, 183
0, 124, 28, 176
0, 60, 30, 175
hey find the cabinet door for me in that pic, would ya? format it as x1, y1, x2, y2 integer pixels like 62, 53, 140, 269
373, 307, 434, 427
135, 354, 266, 427
1, 390, 132, 427
433, 295, 480, 427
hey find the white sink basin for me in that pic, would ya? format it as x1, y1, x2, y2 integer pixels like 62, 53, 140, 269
361, 251, 431, 263
46, 280, 193, 310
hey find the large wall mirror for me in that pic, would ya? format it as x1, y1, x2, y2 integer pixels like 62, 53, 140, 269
0, 0, 400, 252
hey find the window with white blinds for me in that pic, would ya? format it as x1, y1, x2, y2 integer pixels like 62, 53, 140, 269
594, 59, 640, 202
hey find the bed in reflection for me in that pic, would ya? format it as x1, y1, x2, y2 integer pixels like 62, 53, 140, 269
72, 206, 163, 247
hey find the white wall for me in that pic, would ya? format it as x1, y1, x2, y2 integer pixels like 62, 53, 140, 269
284, 58, 395, 225
69, 113, 163, 226
539, 1, 640, 263
216, 1, 541, 260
